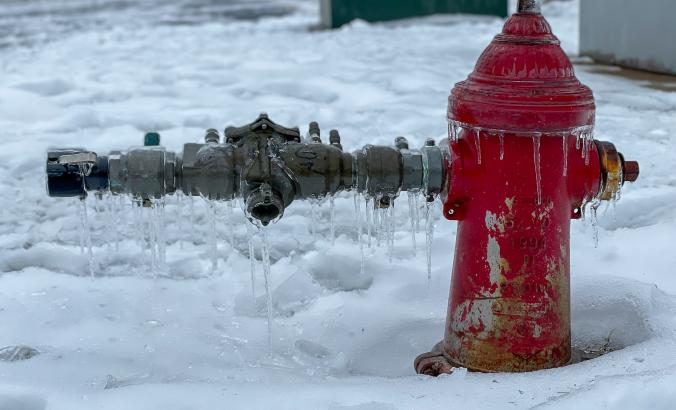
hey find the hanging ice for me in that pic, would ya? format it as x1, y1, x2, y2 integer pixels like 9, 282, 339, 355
499, 133, 505, 161
590, 198, 602, 248
246, 223, 256, 299
79, 197, 94, 279
260, 226, 273, 352
562, 135, 568, 177
207, 200, 217, 274
310, 199, 318, 242
407, 191, 417, 255
532, 134, 542, 206
177, 191, 185, 250
474, 128, 482, 165
156, 198, 167, 269
354, 192, 365, 275
365, 196, 372, 249
387, 196, 395, 263
425, 199, 435, 284
329, 195, 335, 245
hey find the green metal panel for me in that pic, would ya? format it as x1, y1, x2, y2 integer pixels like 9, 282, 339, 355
323, 0, 508, 28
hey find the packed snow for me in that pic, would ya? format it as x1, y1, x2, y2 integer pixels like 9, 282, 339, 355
0, 0, 675, 409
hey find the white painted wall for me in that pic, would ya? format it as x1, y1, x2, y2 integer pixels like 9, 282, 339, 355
580, 0, 676, 75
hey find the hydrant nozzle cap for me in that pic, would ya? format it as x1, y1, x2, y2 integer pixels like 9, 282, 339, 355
624, 161, 640, 183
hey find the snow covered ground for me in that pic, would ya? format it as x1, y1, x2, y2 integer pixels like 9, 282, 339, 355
0, 0, 675, 409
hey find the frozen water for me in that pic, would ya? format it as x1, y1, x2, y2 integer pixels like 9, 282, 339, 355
533, 134, 542, 206
498, 132, 505, 161
353, 192, 365, 274
246, 222, 257, 298
78, 197, 94, 278
207, 199, 218, 274
329, 195, 335, 245
474, 128, 482, 165
425, 199, 435, 283
260, 226, 273, 352
563, 134, 569, 176
407, 191, 417, 255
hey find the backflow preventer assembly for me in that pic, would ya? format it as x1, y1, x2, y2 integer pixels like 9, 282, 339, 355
46, 0, 639, 375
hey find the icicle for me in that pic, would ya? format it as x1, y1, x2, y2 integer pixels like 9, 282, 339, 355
329, 195, 335, 245
147, 202, 158, 277
177, 191, 185, 250
388, 196, 395, 263
575, 131, 581, 150
580, 194, 589, 223
78, 198, 86, 254
94, 194, 108, 252
532, 134, 542, 206
226, 199, 235, 248
354, 192, 365, 274
590, 198, 602, 248
188, 194, 195, 242
413, 192, 420, 232
366, 196, 373, 249
246, 223, 256, 299
584, 132, 593, 166
407, 191, 417, 255
157, 198, 166, 269
79, 197, 94, 279
134, 199, 145, 250
375, 196, 383, 247
207, 200, 217, 274
499, 133, 505, 161
474, 128, 482, 165
425, 199, 434, 284
310, 199, 318, 242
107, 194, 119, 252
260, 226, 273, 352
449, 122, 459, 143
562, 135, 569, 177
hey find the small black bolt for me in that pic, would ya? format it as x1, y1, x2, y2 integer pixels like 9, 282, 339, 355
309, 122, 321, 137
205, 129, 220, 144
329, 130, 341, 144
395, 136, 409, 150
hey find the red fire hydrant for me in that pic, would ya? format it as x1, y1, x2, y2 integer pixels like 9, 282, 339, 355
415, 0, 639, 375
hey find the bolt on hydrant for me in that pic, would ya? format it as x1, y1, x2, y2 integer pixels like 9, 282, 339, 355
44, 0, 639, 376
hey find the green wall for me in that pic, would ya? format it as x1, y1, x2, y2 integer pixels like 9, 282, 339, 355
322, 0, 508, 28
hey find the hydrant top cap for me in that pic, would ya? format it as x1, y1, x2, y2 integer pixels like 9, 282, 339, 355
448, 8, 595, 133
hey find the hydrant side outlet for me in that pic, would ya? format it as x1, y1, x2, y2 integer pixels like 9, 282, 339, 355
418, 2, 640, 374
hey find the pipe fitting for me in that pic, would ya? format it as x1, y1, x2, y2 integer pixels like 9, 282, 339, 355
596, 140, 636, 201
246, 182, 284, 226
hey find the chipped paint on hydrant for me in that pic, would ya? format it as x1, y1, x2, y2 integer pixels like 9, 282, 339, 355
414, 0, 639, 376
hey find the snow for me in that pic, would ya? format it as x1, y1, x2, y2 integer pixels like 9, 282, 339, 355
1, 0, 676, 409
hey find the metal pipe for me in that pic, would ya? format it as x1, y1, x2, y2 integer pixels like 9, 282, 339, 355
45, 114, 447, 226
